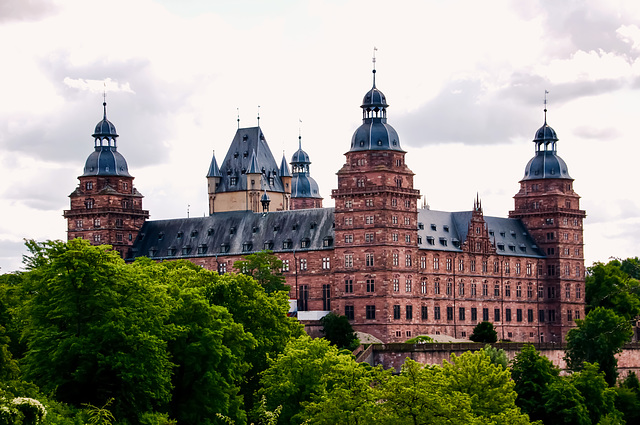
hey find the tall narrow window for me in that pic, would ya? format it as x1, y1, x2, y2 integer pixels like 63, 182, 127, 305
322, 284, 331, 310
298, 285, 309, 311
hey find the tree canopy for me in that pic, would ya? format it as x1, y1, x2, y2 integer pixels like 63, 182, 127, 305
470, 321, 497, 343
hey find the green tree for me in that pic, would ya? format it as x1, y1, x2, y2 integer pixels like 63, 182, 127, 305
511, 344, 560, 421
565, 307, 633, 385
19, 239, 175, 423
483, 344, 508, 370
233, 250, 288, 294
586, 260, 640, 320
320, 312, 359, 350
469, 321, 497, 343
259, 335, 352, 425
570, 362, 619, 424
542, 378, 590, 425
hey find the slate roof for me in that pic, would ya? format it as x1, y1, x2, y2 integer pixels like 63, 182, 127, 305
417, 209, 544, 258
215, 127, 286, 193
130, 208, 335, 260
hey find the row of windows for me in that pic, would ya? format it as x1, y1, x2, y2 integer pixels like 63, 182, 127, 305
345, 278, 582, 300
89, 233, 132, 243
83, 198, 133, 210
84, 181, 129, 192
341, 214, 412, 226
348, 305, 581, 323
76, 218, 125, 229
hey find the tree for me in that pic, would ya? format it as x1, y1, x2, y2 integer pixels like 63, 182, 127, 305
586, 260, 640, 320
570, 362, 619, 424
441, 350, 530, 423
19, 239, 175, 422
469, 321, 497, 343
565, 307, 633, 385
320, 312, 359, 350
483, 344, 508, 370
233, 250, 288, 294
542, 378, 591, 425
511, 344, 560, 421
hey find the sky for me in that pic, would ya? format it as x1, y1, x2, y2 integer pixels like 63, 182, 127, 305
1, 0, 639, 273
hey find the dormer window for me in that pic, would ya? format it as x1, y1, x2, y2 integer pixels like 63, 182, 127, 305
431, 224, 437, 231
229, 227, 236, 235
197, 244, 207, 254
177, 231, 183, 239
168, 247, 177, 256
191, 230, 198, 238
230, 177, 237, 185
323, 236, 333, 247
220, 243, 230, 253
443, 225, 449, 232
439, 237, 447, 246
301, 238, 310, 248
264, 240, 274, 250
283, 239, 292, 249
182, 246, 192, 255
242, 242, 253, 252
207, 228, 214, 236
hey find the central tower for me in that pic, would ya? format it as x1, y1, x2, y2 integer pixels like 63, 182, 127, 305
332, 66, 421, 342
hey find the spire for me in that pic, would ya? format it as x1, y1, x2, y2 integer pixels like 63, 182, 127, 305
279, 152, 291, 177
372, 46, 378, 87
207, 150, 222, 178
248, 149, 260, 174
544, 90, 549, 123
257, 105, 260, 128
237, 107, 240, 129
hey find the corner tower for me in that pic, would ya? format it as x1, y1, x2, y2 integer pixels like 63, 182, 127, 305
509, 107, 586, 342
332, 66, 421, 342
64, 101, 149, 258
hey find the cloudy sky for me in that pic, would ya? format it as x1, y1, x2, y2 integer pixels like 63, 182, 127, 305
1, 0, 639, 272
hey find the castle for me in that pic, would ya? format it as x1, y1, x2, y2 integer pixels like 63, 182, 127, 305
64, 68, 586, 344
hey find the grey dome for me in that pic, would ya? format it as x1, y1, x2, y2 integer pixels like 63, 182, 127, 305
92, 102, 118, 138
291, 147, 310, 164
522, 118, 571, 181
362, 87, 388, 108
291, 174, 322, 198
82, 146, 131, 177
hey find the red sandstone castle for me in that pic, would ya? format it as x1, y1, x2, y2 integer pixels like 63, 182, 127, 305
65, 69, 586, 344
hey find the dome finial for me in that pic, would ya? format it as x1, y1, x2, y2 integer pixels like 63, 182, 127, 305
372, 46, 378, 87
257, 105, 260, 128
298, 119, 302, 150
237, 107, 240, 129
102, 82, 108, 119
544, 89, 549, 124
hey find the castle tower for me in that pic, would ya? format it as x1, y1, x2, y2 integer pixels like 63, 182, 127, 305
208, 127, 292, 213
290, 134, 323, 209
64, 101, 149, 258
331, 65, 421, 342
509, 107, 586, 342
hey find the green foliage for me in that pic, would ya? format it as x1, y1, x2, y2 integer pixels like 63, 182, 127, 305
405, 335, 434, 344
233, 250, 288, 294
586, 259, 640, 320
511, 344, 560, 421
614, 386, 640, 423
570, 362, 619, 424
19, 239, 174, 422
83, 399, 116, 425
565, 307, 633, 385
470, 321, 497, 343
542, 378, 591, 425
483, 344, 508, 370
0, 272, 27, 360
319, 312, 359, 350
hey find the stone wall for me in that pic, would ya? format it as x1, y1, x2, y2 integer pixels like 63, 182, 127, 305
362, 342, 640, 379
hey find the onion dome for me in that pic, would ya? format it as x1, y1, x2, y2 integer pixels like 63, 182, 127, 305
82, 101, 131, 177
291, 135, 322, 199
350, 69, 403, 152
522, 112, 571, 181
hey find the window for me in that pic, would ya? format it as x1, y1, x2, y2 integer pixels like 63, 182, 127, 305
447, 307, 454, 321
94, 218, 101, 228
365, 199, 374, 207
283, 239, 292, 249
393, 278, 399, 292
458, 282, 464, 296
549, 309, 556, 322
406, 305, 413, 320
516, 285, 522, 298
446, 281, 452, 295
298, 285, 309, 311
365, 216, 374, 225
366, 279, 375, 292
405, 234, 411, 243
471, 307, 478, 321
494, 308, 500, 322
366, 253, 375, 267
421, 279, 427, 294
482, 283, 488, 296
115, 218, 123, 228
405, 279, 412, 293
528, 309, 534, 322
459, 307, 465, 321
76, 219, 83, 228
404, 199, 411, 208
458, 259, 464, 271
94, 234, 101, 243
345, 234, 353, 243
392, 233, 398, 242
527, 285, 533, 298
282, 260, 290, 272
505, 262, 510, 274
526, 263, 532, 275
404, 217, 410, 225
494, 284, 500, 297
538, 286, 544, 299
345, 200, 353, 208
344, 254, 353, 268
515, 263, 521, 275
482, 261, 488, 273
434, 306, 441, 320
548, 265, 556, 276
421, 306, 428, 320
218, 262, 227, 274
392, 216, 398, 224
405, 254, 412, 267
494, 261, 500, 273
366, 233, 374, 243
393, 253, 399, 266
434, 280, 440, 295
576, 265, 581, 277
433, 257, 439, 270
393, 305, 401, 320
505, 284, 511, 297
482, 308, 489, 321
322, 284, 331, 310
300, 238, 310, 248
242, 242, 253, 252
300, 258, 307, 270
345, 279, 353, 293
344, 217, 353, 226
230, 176, 237, 185
516, 309, 523, 322
420, 256, 426, 269
85, 181, 93, 190
345, 305, 354, 320
322, 257, 330, 270
392, 198, 397, 207
366, 305, 376, 320
182, 246, 192, 255
576, 285, 582, 298
471, 282, 477, 296
568, 310, 573, 322
575, 310, 581, 320
197, 244, 207, 254
505, 308, 512, 322
548, 286, 555, 299
357, 178, 365, 187
538, 310, 545, 323
446, 258, 452, 271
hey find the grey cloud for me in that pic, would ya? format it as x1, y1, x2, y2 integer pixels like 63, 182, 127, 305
573, 125, 620, 140
2, 167, 73, 211
0, 0, 58, 23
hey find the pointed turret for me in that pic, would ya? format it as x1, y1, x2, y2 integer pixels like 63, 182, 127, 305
207, 151, 222, 214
